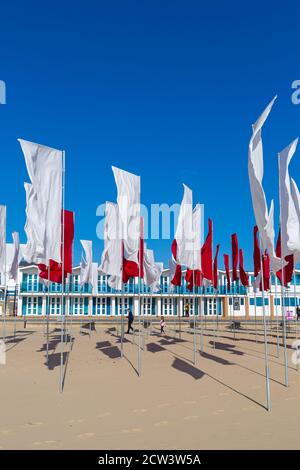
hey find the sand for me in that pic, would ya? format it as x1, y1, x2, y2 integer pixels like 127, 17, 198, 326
0, 318, 300, 450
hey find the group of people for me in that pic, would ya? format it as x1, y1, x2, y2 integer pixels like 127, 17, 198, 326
126, 309, 166, 334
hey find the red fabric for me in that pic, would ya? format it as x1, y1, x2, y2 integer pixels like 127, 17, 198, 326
223, 254, 231, 291
213, 244, 220, 290
260, 252, 270, 291
231, 233, 239, 281
253, 226, 261, 277
39, 210, 74, 284
170, 239, 182, 287
201, 218, 213, 282
185, 269, 202, 291
239, 248, 249, 287
122, 218, 144, 283
275, 229, 294, 287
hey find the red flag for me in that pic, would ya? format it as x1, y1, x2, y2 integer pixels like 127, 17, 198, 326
260, 251, 270, 291
201, 219, 213, 282
239, 248, 249, 287
275, 229, 294, 287
39, 210, 74, 283
185, 269, 202, 291
213, 244, 220, 289
253, 226, 261, 277
224, 254, 231, 291
231, 233, 239, 281
123, 217, 144, 283
170, 239, 182, 286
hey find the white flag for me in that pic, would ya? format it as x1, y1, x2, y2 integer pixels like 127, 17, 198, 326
6, 232, 21, 282
175, 184, 193, 267
278, 139, 300, 258
143, 246, 162, 292
80, 240, 93, 286
100, 202, 122, 282
24, 183, 45, 263
19, 139, 62, 264
189, 203, 202, 270
291, 177, 300, 262
248, 97, 282, 272
91, 263, 99, 296
112, 166, 140, 265
0, 206, 6, 279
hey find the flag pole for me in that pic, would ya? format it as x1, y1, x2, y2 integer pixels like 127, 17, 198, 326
278, 151, 289, 388
46, 264, 51, 364
274, 272, 280, 358
2, 208, 7, 344
193, 267, 197, 364
293, 269, 298, 371
259, 238, 271, 412
59, 150, 66, 394
254, 286, 258, 343
137, 216, 142, 377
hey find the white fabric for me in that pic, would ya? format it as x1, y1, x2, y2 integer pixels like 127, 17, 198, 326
0, 206, 6, 278
189, 203, 201, 270
175, 184, 193, 267
278, 139, 300, 260
100, 202, 123, 284
143, 246, 162, 292
80, 240, 93, 286
19, 139, 62, 264
291, 178, 300, 262
6, 232, 21, 282
248, 97, 282, 272
112, 166, 140, 265
91, 263, 99, 296
24, 183, 45, 263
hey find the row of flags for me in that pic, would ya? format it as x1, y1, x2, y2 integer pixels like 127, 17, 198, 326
0, 94, 300, 297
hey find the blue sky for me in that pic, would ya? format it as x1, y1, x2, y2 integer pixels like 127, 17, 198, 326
1, 0, 300, 269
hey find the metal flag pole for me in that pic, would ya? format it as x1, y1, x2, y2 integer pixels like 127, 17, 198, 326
2, 208, 7, 343
278, 150, 289, 387
253, 285, 258, 343
259, 239, 271, 412
137, 216, 142, 377
46, 264, 51, 364
13, 284, 18, 340
193, 266, 197, 364
274, 272, 280, 358
293, 269, 298, 371
59, 150, 66, 394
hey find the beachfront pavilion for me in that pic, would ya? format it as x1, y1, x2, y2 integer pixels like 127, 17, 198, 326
0, 265, 298, 320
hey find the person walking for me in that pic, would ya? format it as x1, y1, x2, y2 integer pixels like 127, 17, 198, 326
160, 316, 166, 334
126, 309, 134, 334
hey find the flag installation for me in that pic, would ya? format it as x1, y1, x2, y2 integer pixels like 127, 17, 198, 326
201, 219, 213, 283
6, 232, 21, 282
112, 166, 141, 282
19, 139, 63, 265
38, 210, 74, 283
275, 230, 293, 286
231, 233, 239, 282
185, 204, 202, 291
80, 240, 93, 286
224, 254, 230, 291
213, 244, 220, 290
143, 246, 162, 293
169, 239, 182, 287
248, 97, 281, 272
253, 226, 261, 278
174, 184, 193, 268
239, 248, 249, 288
100, 202, 122, 290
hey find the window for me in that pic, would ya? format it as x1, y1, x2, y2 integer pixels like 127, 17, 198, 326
27, 296, 38, 315
163, 298, 173, 315
116, 297, 133, 315
142, 298, 155, 315
249, 297, 269, 306
51, 297, 61, 315
93, 297, 110, 315
25, 274, 39, 292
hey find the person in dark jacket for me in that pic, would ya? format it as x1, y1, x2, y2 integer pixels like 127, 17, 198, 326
126, 309, 134, 334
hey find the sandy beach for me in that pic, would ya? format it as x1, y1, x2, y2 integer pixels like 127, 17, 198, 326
0, 319, 300, 450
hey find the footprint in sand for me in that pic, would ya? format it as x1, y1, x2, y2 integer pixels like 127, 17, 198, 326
133, 408, 148, 414
33, 442, 43, 446
98, 412, 112, 418
122, 428, 142, 434
77, 433, 95, 439
183, 400, 196, 405
157, 403, 170, 409
0, 430, 12, 435
285, 396, 297, 401
218, 392, 230, 397
213, 409, 224, 416
25, 421, 43, 428
154, 421, 168, 427
184, 415, 200, 421
68, 418, 85, 424
199, 395, 208, 399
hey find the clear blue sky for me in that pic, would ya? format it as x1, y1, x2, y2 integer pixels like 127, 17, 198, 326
1, 0, 300, 269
